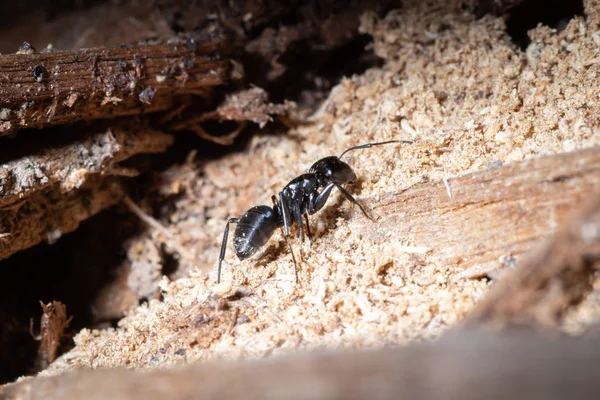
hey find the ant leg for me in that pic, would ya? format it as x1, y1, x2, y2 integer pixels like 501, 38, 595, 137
279, 192, 293, 238
334, 184, 374, 221
281, 229, 299, 282
278, 194, 299, 281
292, 200, 305, 261
307, 183, 335, 215
217, 218, 239, 283
303, 213, 314, 246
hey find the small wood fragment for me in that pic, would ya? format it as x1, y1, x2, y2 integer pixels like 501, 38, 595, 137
36, 301, 73, 369
170, 87, 293, 144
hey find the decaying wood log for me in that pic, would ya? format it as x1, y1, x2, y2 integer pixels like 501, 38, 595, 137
0, 176, 125, 262
367, 146, 600, 278
0, 123, 173, 209
0, 124, 172, 261
3, 331, 600, 399
463, 193, 600, 329
0, 36, 235, 135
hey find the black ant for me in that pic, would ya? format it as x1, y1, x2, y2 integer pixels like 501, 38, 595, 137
217, 140, 412, 283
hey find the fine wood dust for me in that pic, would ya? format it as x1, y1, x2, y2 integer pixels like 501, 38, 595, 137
43, 0, 600, 374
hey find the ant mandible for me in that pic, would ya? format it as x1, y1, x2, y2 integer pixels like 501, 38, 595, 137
216, 139, 412, 283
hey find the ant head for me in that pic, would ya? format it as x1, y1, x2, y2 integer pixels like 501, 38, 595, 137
309, 156, 357, 187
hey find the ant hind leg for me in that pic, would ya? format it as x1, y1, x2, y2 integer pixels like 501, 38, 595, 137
276, 194, 299, 282
217, 217, 239, 283
292, 200, 305, 261
281, 229, 299, 283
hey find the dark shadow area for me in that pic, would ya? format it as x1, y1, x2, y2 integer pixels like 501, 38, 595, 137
244, 33, 385, 110
280, 33, 384, 108
0, 206, 141, 384
125, 121, 260, 197
0, 0, 108, 29
0, 121, 107, 166
505, 0, 584, 50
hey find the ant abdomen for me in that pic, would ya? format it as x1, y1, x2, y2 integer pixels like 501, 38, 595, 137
233, 205, 280, 260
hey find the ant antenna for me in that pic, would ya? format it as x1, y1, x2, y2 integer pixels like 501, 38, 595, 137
339, 140, 413, 159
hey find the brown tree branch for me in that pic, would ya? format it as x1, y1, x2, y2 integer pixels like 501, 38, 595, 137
0, 123, 173, 209
0, 37, 235, 135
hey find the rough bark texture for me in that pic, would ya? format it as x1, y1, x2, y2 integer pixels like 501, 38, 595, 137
0, 124, 172, 206
0, 176, 125, 263
0, 37, 233, 135
3, 332, 600, 400
0, 124, 173, 261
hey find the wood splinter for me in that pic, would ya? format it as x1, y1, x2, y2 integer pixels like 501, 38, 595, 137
31, 301, 73, 369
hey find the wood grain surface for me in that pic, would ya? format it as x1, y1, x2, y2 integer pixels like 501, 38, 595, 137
367, 146, 600, 277
0, 37, 233, 135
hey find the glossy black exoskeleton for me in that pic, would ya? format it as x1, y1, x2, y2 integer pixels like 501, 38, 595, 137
217, 140, 412, 283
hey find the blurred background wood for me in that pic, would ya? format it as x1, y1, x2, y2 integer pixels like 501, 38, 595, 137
3, 331, 600, 400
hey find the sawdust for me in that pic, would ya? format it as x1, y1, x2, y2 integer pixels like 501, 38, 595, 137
43, 0, 600, 374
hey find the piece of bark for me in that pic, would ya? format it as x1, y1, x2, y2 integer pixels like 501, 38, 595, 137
170, 87, 294, 144
0, 176, 125, 262
0, 123, 173, 209
0, 37, 234, 136
367, 146, 600, 279
0, 122, 172, 261
182, 87, 294, 127
462, 193, 600, 329
3, 331, 600, 399
36, 301, 72, 370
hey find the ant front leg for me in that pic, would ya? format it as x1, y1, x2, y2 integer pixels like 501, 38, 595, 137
217, 217, 239, 283
307, 183, 335, 215
334, 184, 374, 221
